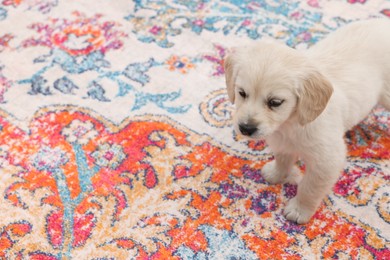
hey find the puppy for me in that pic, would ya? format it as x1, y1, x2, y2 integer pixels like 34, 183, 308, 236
224, 19, 390, 224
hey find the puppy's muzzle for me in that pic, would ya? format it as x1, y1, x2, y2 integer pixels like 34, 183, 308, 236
239, 123, 257, 136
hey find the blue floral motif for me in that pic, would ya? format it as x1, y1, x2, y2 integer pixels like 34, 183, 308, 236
175, 225, 258, 260
28, 76, 51, 96
17, 49, 191, 113
123, 58, 156, 86
127, 0, 344, 48
54, 77, 79, 94
0, 7, 7, 21
33, 49, 110, 74
86, 81, 110, 102
133, 90, 191, 113
31, 141, 103, 259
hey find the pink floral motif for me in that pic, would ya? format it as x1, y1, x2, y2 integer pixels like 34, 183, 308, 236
149, 25, 162, 35
0, 66, 12, 103
381, 9, 390, 17
92, 143, 126, 170
62, 120, 98, 145
2, 0, 58, 13
307, 0, 320, 8
31, 146, 68, 171
0, 34, 13, 52
347, 0, 367, 4
203, 44, 227, 76
23, 12, 127, 56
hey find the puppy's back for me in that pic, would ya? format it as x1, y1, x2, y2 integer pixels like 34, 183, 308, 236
307, 19, 390, 66
307, 19, 390, 130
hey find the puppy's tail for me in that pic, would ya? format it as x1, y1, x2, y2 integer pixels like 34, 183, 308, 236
380, 82, 390, 110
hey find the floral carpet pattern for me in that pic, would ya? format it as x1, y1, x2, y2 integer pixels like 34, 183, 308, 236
0, 0, 389, 259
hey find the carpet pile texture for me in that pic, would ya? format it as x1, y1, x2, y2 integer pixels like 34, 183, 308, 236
0, 0, 389, 259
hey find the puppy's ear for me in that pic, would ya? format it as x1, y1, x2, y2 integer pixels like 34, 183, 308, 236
297, 70, 333, 125
224, 54, 235, 103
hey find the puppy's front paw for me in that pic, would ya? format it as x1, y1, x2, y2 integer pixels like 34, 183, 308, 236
283, 197, 315, 224
262, 161, 286, 184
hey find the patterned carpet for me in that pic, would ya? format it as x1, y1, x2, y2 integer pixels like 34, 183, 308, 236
0, 0, 389, 259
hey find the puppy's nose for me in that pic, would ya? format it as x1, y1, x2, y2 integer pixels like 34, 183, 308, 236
239, 124, 257, 136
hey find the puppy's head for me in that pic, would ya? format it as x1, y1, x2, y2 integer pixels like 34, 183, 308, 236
224, 41, 333, 139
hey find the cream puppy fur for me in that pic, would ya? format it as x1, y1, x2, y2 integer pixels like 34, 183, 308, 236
224, 19, 390, 224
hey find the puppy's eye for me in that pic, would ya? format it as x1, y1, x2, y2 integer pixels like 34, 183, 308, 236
239, 90, 247, 98
267, 98, 284, 108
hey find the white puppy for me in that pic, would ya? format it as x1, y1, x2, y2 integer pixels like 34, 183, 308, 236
224, 19, 390, 224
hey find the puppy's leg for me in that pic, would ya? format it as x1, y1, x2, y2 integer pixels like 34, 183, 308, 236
262, 154, 301, 184
284, 141, 346, 224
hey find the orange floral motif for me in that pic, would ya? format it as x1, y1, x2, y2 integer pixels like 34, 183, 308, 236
0, 107, 388, 259
2, 0, 22, 7
166, 55, 195, 74
0, 221, 32, 258
346, 124, 390, 159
